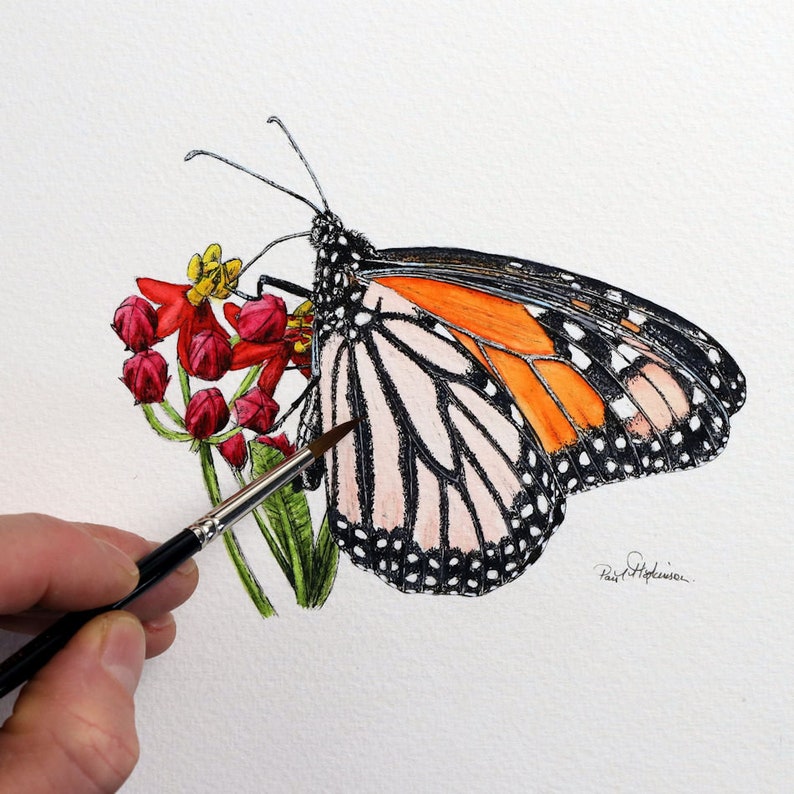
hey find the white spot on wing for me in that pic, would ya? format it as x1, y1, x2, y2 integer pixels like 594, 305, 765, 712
569, 345, 592, 370
611, 395, 637, 420
610, 351, 630, 373
527, 304, 546, 318
692, 387, 706, 405
354, 311, 372, 326
563, 321, 585, 341
617, 343, 642, 363
627, 310, 645, 325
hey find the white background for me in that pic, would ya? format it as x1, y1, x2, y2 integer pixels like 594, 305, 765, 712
1, 2, 792, 791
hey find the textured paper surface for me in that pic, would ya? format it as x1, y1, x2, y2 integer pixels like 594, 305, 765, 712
1, 3, 792, 791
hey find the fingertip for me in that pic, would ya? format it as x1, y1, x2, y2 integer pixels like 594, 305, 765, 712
90, 535, 141, 583
142, 612, 177, 658
99, 612, 146, 696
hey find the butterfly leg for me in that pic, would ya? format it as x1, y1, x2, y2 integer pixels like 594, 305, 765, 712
269, 375, 319, 432
257, 275, 312, 300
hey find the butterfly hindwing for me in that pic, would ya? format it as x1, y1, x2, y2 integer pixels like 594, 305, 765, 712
314, 280, 565, 595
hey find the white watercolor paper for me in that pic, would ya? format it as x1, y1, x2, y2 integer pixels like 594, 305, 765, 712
1, 3, 792, 791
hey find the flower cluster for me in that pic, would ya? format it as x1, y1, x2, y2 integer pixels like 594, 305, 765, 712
112, 244, 313, 459
112, 243, 328, 617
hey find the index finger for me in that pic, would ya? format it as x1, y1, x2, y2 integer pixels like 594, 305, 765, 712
0, 514, 140, 614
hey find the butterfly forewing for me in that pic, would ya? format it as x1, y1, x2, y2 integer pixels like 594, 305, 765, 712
362, 248, 745, 496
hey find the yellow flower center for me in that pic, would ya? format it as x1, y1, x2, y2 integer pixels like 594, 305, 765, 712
186, 244, 241, 306
289, 300, 313, 354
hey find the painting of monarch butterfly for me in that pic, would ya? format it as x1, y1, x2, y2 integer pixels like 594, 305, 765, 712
188, 117, 746, 597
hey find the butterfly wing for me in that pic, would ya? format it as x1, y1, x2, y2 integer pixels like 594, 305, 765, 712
360, 247, 745, 496
313, 279, 565, 595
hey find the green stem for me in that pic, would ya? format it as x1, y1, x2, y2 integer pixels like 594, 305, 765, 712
229, 364, 262, 405
178, 362, 191, 407
197, 442, 276, 618
141, 404, 193, 442
233, 471, 292, 581
161, 398, 186, 428
207, 426, 245, 445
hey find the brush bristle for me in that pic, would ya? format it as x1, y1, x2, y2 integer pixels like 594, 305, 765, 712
307, 417, 362, 458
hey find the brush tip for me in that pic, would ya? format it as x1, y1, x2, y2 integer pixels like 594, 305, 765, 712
308, 417, 362, 458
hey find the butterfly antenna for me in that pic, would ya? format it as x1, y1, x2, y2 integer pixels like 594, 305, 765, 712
267, 116, 330, 212
184, 149, 322, 215
239, 230, 312, 278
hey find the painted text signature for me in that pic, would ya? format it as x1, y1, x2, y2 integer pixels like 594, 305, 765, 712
594, 551, 691, 584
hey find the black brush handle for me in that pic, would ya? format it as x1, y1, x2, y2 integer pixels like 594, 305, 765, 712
0, 528, 201, 699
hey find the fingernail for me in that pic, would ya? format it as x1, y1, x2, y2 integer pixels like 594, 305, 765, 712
100, 613, 145, 696
144, 612, 175, 633
93, 537, 140, 581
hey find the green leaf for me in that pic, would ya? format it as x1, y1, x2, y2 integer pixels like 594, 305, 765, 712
197, 442, 276, 618
309, 514, 338, 608
250, 441, 315, 607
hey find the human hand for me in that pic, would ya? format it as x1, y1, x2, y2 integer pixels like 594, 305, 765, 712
0, 513, 199, 793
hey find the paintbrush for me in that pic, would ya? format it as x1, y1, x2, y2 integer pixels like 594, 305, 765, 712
0, 418, 359, 698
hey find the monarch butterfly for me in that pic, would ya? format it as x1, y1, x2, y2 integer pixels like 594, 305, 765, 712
188, 118, 746, 597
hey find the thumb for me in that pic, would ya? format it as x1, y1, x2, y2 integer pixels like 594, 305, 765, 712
0, 612, 145, 794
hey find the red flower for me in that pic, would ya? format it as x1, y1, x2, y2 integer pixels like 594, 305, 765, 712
237, 295, 287, 343
185, 388, 229, 439
218, 433, 248, 470
256, 433, 297, 458
112, 295, 159, 352
188, 330, 232, 381
224, 299, 313, 389
233, 388, 279, 434
121, 350, 169, 403
257, 344, 293, 397
138, 278, 229, 376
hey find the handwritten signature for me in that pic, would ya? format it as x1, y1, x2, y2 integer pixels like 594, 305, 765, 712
594, 551, 691, 584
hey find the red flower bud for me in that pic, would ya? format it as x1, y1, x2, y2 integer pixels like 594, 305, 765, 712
255, 433, 296, 458
121, 350, 169, 403
112, 295, 159, 352
185, 388, 230, 439
233, 388, 279, 434
237, 295, 287, 343
218, 432, 248, 470
187, 330, 232, 381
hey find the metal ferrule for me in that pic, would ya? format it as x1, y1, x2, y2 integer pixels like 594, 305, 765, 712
189, 447, 316, 548
187, 517, 224, 548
